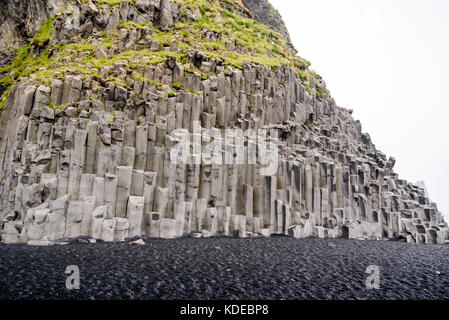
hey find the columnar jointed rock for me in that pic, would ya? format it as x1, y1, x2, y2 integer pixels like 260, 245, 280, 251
0, 0, 447, 245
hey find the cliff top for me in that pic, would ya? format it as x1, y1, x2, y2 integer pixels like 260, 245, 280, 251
0, 0, 322, 110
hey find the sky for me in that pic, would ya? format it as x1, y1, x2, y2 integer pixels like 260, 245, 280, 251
269, 0, 449, 220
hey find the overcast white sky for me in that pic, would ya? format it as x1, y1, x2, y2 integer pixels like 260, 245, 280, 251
270, 0, 449, 220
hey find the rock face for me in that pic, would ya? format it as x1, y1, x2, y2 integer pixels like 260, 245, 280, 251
0, 0, 447, 245
0, 0, 65, 53
242, 0, 292, 43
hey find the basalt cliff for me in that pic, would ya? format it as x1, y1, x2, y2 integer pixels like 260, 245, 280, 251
0, 0, 447, 245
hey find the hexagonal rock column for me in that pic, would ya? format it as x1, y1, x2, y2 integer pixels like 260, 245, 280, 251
116, 166, 132, 218
182, 202, 194, 234
263, 175, 276, 232
2, 222, 22, 244
154, 187, 169, 217
89, 205, 107, 239
143, 172, 157, 213
104, 173, 118, 218
79, 174, 95, 200
114, 218, 130, 241
93, 177, 105, 208
236, 215, 246, 238
68, 129, 87, 199
160, 218, 176, 239
217, 206, 231, 236
64, 200, 84, 239
131, 169, 145, 196
194, 198, 207, 231
146, 212, 161, 238
127, 196, 145, 237
101, 219, 116, 242
46, 196, 69, 241
243, 184, 253, 233
174, 201, 186, 237
69, 197, 96, 238
205, 207, 218, 236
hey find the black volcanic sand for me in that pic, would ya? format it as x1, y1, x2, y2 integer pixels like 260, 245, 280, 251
0, 237, 448, 300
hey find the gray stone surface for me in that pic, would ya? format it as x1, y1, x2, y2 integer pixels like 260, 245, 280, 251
0, 0, 446, 247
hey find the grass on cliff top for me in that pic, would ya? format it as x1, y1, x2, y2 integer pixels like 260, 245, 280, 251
78, 0, 137, 5
122, 0, 314, 75
0, 14, 54, 83
78, 0, 248, 13
0, 46, 53, 87
0, 16, 55, 109
175, 0, 250, 16
0, 0, 325, 110
176, 0, 319, 86
173, 0, 316, 83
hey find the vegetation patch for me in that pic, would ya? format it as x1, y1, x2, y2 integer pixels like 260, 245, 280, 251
172, 83, 185, 90
0, 16, 56, 109
32, 17, 56, 48
0, 0, 329, 110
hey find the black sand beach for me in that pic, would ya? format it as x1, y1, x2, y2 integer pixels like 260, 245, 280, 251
0, 237, 448, 300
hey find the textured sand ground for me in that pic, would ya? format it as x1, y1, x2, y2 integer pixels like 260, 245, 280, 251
0, 237, 448, 300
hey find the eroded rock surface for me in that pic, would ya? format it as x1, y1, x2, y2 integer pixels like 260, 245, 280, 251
0, 0, 65, 52
242, 0, 292, 43
0, 0, 447, 245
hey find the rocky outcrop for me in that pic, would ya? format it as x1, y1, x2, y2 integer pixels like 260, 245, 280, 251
0, 0, 65, 52
0, 0, 447, 245
242, 0, 292, 43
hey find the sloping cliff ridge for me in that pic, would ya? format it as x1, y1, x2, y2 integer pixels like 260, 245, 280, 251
0, 0, 447, 245
242, 0, 291, 43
